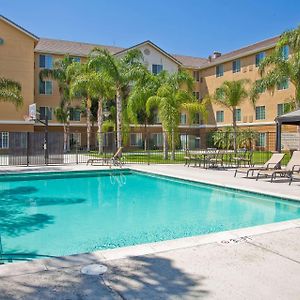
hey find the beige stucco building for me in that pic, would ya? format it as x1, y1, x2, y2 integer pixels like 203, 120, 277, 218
0, 15, 297, 150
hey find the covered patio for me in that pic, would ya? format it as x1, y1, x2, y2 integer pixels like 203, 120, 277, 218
275, 109, 300, 151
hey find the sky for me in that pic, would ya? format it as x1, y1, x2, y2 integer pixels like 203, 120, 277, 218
1, 0, 300, 58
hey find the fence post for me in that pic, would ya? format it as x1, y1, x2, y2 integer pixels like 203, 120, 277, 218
147, 131, 150, 165
76, 142, 78, 164
26, 132, 30, 166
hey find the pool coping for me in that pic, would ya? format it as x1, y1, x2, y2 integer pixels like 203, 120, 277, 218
0, 165, 299, 277
0, 219, 299, 277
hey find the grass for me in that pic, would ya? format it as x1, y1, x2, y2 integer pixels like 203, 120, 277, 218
87, 150, 292, 165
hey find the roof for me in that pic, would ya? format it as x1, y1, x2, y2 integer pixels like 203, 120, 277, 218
0, 15, 39, 41
35, 38, 124, 57
276, 109, 300, 125
172, 54, 208, 68
114, 40, 183, 65
199, 36, 280, 69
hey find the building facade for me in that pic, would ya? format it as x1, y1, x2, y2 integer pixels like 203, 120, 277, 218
0, 15, 297, 150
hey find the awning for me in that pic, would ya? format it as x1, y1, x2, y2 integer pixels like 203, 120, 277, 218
275, 109, 300, 125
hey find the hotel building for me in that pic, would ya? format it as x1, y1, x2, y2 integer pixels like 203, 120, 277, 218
0, 15, 297, 150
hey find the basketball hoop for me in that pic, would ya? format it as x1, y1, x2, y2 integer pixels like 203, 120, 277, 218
28, 103, 37, 120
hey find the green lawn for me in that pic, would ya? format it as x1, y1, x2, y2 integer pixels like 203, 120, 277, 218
87, 150, 292, 165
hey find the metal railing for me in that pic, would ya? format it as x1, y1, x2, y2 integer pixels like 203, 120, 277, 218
0, 130, 294, 166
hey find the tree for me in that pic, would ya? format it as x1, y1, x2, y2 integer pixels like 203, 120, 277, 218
40, 55, 75, 152
88, 48, 144, 149
0, 77, 23, 107
146, 71, 207, 160
127, 68, 165, 150
214, 80, 251, 152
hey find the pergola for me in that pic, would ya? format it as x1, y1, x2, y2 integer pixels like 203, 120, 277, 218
275, 109, 300, 151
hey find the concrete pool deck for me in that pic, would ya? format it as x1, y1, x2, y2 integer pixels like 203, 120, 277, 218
0, 163, 299, 299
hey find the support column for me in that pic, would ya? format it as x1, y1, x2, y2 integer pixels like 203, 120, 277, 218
276, 122, 282, 152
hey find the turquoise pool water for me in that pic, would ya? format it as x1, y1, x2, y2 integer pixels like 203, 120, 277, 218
0, 169, 300, 259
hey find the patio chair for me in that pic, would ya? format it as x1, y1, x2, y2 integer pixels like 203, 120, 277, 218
256, 150, 300, 182
232, 148, 249, 167
184, 149, 198, 167
87, 147, 124, 167
234, 152, 285, 177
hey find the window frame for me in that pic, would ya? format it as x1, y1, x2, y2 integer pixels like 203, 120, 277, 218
255, 52, 266, 67
216, 110, 224, 123
152, 64, 163, 75
130, 133, 143, 147
39, 80, 53, 95
39, 54, 53, 69
69, 108, 81, 121
216, 64, 224, 77
39, 106, 53, 120
255, 106, 266, 120
234, 108, 241, 122
232, 59, 241, 73
0, 132, 9, 149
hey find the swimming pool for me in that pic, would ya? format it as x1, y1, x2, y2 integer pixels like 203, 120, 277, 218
0, 169, 300, 259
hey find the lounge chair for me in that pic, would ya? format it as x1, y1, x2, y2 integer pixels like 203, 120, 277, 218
256, 150, 300, 182
87, 147, 124, 167
289, 172, 300, 185
234, 152, 285, 177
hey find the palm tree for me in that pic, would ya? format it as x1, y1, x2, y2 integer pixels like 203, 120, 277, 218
127, 68, 164, 150
40, 55, 75, 152
88, 48, 144, 149
146, 71, 207, 160
0, 77, 23, 107
214, 80, 251, 152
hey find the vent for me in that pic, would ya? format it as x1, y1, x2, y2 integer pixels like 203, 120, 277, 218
144, 48, 151, 55
243, 116, 248, 123
249, 115, 253, 123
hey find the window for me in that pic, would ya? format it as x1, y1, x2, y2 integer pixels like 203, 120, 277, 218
277, 79, 289, 90
0, 132, 9, 149
193, 91, 200, 100
180, 113, 187, 125
193, 70, 200, 81
216, 110, 224, 123
69, 108, 81, 121
151, 133, 163, 147
281, 45, 289, 60
39, 107, 53, 120
70, 133, 81, 147
234, 108, 241, 122
152, 64, 163, 75
216, 64, 224, 77
255, 106, 265, 120
130, 133, 142, 146
71, 56, 81, 62
192, 113, 201, 124
232, 59, 241, 73
39, 54, 53, 68
39, 80, 52, 95
255, 52, 266, 67
257, 133, 266, 147
277, 103, 290, 116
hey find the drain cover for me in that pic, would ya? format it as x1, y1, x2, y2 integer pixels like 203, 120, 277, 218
81, 264, 108, 275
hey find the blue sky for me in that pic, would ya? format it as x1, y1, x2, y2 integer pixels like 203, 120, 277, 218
1, 0, 300, 58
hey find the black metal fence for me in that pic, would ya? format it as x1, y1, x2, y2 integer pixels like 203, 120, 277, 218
0, 130, 296, 166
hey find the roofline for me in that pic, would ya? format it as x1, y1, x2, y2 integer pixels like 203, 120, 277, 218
0, 15, 39, 41
114, 40, 182, 65
199, 38, 278, 70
